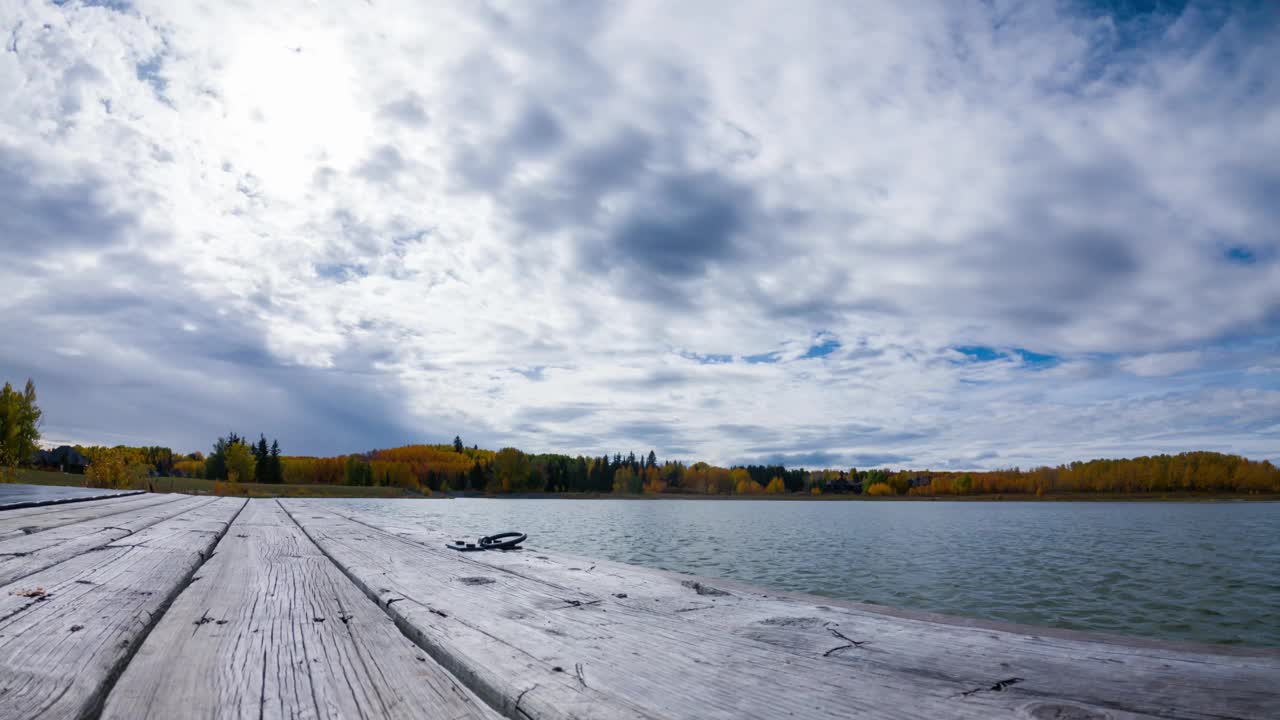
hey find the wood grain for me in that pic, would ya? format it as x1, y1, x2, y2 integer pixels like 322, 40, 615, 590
0, 497, 245, 720
102, 499, 500, 720
284, 499, 1280, 720
0, 492, 188, 542
0, 486, 144, 511
0, 495, 215, 587
2, 493, 1274, 720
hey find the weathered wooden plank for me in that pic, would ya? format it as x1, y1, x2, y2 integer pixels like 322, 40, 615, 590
0, 497, 245, 720
2, 488, 190, 525
282, 503, 994, 719
287, 500, 1280, 720
0, 484, 143, 511
0, 495, 215, 587
0, 492, 188, 542
471, 543, 1280, 719
0, 491, 174, 525
101, 499, 500, 720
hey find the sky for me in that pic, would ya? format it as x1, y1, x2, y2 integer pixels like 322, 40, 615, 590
2, 0, 1278, 469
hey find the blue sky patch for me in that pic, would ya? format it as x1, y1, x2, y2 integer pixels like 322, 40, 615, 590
802, 336, 841, 359
954, 345, 1003, 362
1016, 349, 1060, 368
1225, 246, 1256, 264
953, 346, 1059, 369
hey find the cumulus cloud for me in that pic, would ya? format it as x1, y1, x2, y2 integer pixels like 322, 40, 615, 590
2, 0, 1278, 466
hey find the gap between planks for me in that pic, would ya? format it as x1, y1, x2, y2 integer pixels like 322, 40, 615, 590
280, 499, 1280, 720
99, 499, 500, 720
0, 497, 247, 720
7, 495, 1276, 720
0, 489, 145, 512
0, 495, 219, 588
0, 492, 193, 542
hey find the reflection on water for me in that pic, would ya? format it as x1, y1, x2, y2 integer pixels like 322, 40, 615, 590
333, 497, 1280, 646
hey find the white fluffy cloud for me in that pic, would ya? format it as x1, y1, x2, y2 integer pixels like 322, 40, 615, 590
2, 0, 1277, 466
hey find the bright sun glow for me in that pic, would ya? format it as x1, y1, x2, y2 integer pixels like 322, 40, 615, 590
219, 28, 369, 194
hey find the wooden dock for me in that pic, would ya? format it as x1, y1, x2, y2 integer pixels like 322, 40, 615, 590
0, 493, 1275, 719
0, 484, 143, 511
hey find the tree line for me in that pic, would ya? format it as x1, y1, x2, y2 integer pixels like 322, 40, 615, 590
7, 378, 1279, 496
202, 433, 284, 484
897, 452, 1280, 496
176, 441, 1280, 497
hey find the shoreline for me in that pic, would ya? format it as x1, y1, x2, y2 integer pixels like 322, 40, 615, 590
14, 470, 1278, 502
449, 491, 1280, 502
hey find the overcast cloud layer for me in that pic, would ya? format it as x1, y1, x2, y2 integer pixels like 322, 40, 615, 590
2, 0, 1277, 468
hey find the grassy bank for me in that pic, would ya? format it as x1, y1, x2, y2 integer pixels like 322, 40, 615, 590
13, 469, 418, 499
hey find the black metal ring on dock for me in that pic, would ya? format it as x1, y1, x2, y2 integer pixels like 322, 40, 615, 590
479, 532, 526, 550
446, 531, 527, 551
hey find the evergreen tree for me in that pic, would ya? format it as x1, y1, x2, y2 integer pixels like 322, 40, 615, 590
598, 455, 613, 492
647, 450, 657, 470
254, 435, 270, 483
269, 439, 282, 484
453, 435, 464, 453
206, 433, 239, 480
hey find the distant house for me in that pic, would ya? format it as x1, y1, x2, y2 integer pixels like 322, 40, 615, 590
908, 474, 932, 488
32, 446, 90, 474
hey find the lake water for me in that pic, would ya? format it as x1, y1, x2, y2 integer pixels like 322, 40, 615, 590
335, 497, 1280, 647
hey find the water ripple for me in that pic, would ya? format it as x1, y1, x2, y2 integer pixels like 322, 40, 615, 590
334, 498, 1280, 647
